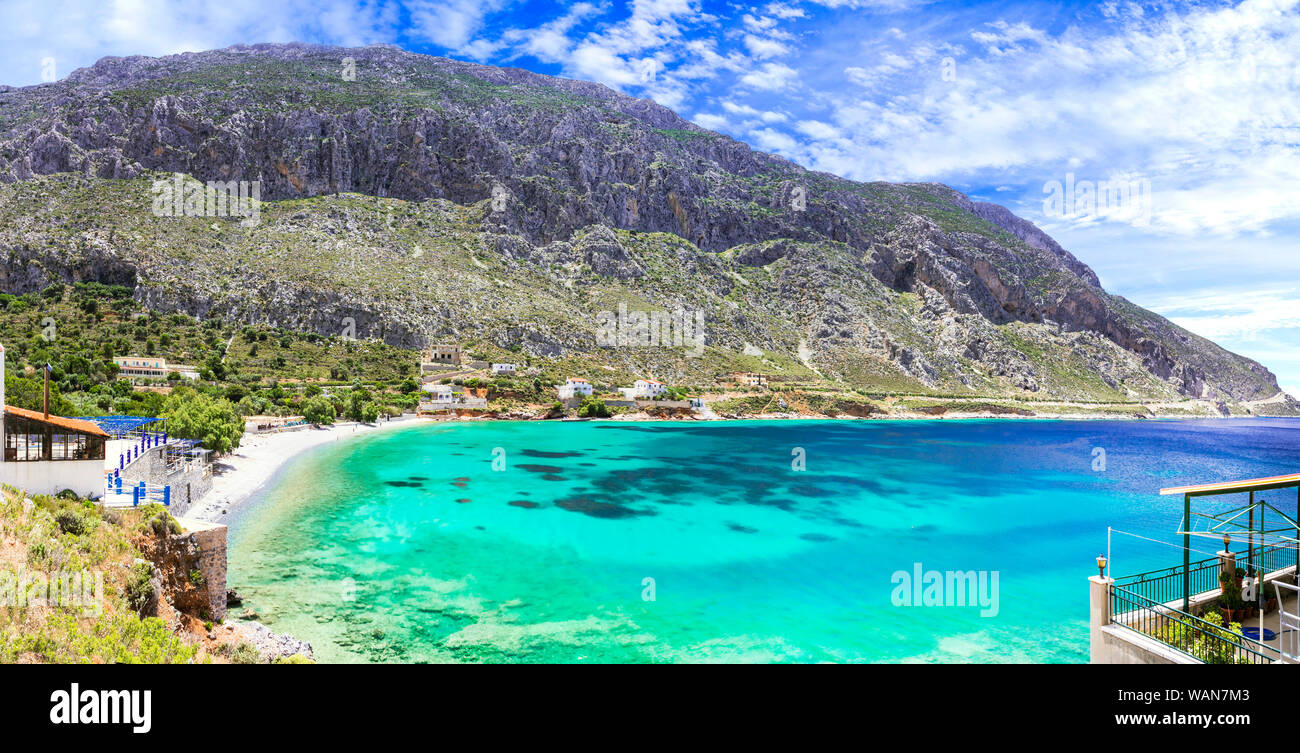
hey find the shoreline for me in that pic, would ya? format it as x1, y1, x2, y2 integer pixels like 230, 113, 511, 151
187, 416, 424, 523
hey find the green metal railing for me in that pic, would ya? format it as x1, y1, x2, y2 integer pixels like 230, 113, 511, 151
1250, 544, 1293, 577
1110, 586, 1273, 664
1113, 544, 1293, 606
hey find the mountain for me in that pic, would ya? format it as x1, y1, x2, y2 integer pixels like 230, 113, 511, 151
0, 42, 1291, 409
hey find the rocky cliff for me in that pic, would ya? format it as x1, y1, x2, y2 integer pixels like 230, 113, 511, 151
0, 42, 1288, 404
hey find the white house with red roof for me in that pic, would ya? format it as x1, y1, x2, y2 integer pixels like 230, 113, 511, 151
0, 343, 111, 498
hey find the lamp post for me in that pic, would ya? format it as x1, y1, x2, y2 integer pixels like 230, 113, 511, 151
1096, 555, 1107, 579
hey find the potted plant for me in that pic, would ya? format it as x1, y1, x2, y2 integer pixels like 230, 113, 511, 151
1234, 566, 1246, 589
1219, 572, 1245, 623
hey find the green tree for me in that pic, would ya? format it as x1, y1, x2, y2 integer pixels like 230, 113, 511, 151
204, 353, 227, 381
161, 388, 243, 454
4, 374, 76, 415
346, 384, 372, 422
302, 396, 336, 426
577, 397, 611, 418
234, 395, 266, 417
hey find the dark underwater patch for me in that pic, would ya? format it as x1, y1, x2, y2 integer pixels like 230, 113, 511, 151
788, 484, 836, 498
521, 450, 583, 458
590, 467, 695, 499
383, 480, 423, 488
517, 464, 565, 474
540, 474, 566, 481
727, 522, 758, 533
555, 495, 652, 519
799, 533, 835, 543
455, 498, 472, 504
508, 500, 540, 509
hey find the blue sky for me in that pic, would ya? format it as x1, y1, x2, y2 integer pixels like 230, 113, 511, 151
4, 0, 1299, 397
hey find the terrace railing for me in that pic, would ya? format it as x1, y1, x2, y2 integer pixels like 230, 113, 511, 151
1113, 544, 1295, 606
1110, 586, 1273, 664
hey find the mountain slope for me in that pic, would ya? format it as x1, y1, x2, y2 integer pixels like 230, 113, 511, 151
0, 42, 1288, 405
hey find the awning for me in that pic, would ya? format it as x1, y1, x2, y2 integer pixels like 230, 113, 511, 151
1160, 473, 1300, 497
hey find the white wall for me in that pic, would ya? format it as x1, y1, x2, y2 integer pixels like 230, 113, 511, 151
0, 459, 106, 499
1, 344, 107, 499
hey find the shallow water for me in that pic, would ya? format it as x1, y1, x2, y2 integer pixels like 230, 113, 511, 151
226, 418, 1300, 663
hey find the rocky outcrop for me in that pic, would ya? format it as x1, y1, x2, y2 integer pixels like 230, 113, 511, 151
226, 620, 315, 663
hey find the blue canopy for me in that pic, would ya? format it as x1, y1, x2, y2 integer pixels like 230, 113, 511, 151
74, 415, 165, 438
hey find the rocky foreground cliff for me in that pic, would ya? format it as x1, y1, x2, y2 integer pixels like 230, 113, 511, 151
0, 42, 1292, 409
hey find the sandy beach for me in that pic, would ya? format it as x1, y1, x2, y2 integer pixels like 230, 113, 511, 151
188, 415, 424, 522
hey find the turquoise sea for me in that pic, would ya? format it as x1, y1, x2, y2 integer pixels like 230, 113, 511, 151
226, 418, 1300, 663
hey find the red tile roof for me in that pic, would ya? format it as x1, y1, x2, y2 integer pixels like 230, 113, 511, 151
3, 405, 110, 437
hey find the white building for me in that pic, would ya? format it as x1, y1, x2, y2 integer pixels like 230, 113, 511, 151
418, 382, 489, 413
491, 363, 518, 376
113, 355, 199, 380
556, 378, 594, 399
423, 383, 455, 401
620, 379, 668, 400
0, 344, 111, 498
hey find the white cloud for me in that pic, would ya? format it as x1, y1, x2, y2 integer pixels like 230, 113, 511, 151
739, 62, 798, 90
743, 34, 792, 59
750, 126, 800, 154
691, 112, 730, 131
408, 0, 512, 52
796, 119, 842, 140
764, 3, 807, 20
500, 3, 603, 61
1146, 288, 1300, 342
0, 0, 403, 85
789, 0, 1300, 238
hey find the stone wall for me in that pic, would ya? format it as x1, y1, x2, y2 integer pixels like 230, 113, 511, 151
176, 518, 227, 622
1096, 625, 1195, 664
117, 444, 213, 516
